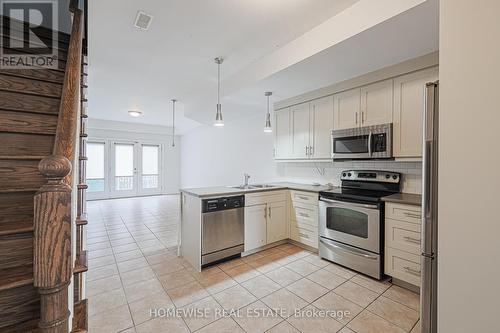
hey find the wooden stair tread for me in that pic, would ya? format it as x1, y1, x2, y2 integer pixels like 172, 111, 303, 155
0, 69, 65, 85
0, 155, 45, 160
0, 267, 33, 292
0, 220, 33, 236
0, 188, 39, 194
74, 251, 88, 274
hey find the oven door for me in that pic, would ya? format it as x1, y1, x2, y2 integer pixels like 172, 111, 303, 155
319, 197, 380, 253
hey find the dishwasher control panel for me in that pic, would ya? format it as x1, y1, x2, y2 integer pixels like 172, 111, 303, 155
202, 195, 245, 213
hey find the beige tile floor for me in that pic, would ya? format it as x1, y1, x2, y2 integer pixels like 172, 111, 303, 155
86, 195, 421, 333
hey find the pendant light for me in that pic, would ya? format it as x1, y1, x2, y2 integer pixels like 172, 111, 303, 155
171, 99, 177, 147
214, 57, 224, 127
264, 91, 273, 133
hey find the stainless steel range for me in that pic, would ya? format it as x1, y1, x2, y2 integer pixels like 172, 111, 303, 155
318, 170, 401, 279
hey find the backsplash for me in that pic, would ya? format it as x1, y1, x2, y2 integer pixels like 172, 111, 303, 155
275, 161, 422, 194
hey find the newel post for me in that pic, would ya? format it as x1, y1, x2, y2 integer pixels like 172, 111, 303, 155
34, 156, 73, 333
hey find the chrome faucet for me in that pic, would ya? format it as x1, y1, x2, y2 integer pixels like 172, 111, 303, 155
244, 173, 251, 187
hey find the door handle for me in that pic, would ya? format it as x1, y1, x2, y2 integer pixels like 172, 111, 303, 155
403, 236, 421, 244
404, 266, 421, 276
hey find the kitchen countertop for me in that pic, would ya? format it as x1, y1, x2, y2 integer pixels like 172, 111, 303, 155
180, 182, 333, 198
382, 193, 422, 206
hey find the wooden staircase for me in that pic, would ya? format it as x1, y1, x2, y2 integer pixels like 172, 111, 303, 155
0, 1, 88, 332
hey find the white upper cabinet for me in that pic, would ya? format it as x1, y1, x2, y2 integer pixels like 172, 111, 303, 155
310, 96, 334, 159
291, 102, 310, 159
393, 67, 439, 158
360, 79, 394, 127
274, 108, 291, 159
333, 88, 361, 130
266, 201, 287, 244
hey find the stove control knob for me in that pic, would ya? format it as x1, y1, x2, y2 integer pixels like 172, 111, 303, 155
385, 174, 390, 179
342, 173, 347, 177
347, 173, 352, 177
392, 175, 398, 180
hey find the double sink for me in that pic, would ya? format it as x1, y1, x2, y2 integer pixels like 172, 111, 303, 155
229, 184, 278, 190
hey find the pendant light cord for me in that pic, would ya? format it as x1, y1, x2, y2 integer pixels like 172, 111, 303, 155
171, 99, 177, 147
217, 61, 221, 105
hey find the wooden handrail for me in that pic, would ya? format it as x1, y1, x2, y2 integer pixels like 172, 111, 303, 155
34, 6, 83, 333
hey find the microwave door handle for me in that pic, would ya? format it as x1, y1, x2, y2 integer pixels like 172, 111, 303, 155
368, 131, 373, 156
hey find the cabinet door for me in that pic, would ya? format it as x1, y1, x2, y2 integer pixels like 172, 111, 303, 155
266, 201, 287, 244
333, 88, 360, 130
393, 67, 438, 157
244, 204, 267, 252
274, 108, 291, 159
360, 79, 394, 126
310, 96, 334, 159
290, 102, 310, 159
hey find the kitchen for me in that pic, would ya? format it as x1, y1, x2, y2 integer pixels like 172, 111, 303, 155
82, 1, 500, 333
179, 49, 436, 333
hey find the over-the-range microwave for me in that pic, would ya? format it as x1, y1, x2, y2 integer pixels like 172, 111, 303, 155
331, 123, 393, 160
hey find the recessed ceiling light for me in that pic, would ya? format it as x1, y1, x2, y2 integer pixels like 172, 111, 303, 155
128, 110, 142, 117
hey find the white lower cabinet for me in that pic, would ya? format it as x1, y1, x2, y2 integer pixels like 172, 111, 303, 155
384, 202, 422, 286
244, 204, 267, 252
267, 201, 287, 244
244, 191, 287, 252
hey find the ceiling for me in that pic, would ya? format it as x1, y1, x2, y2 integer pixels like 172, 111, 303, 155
88, 0, 438, 134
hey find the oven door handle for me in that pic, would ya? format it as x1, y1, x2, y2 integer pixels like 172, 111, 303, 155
319, 198, 378, 210
320, 238, 378, 260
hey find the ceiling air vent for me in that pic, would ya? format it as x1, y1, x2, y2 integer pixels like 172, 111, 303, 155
134, 11, 153, 31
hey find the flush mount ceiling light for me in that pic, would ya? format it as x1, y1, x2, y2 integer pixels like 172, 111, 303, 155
128, 110, 142, 117
214, 57, 224, 127
134, 11, 154, 30
171, 99, 177, 147
264, 91, 273, 133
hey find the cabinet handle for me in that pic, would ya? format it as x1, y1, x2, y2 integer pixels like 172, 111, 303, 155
299, 232, 310, 239
273, 148, 276, 157
298, 212, 309, 218
404, 212, 422, 219
264, 206, 267, 219
361, 111, 365, 124
355, 112, 358, 124
310, 146, 314, 156
269, 207, 272, 219
297, 195, 309, 201
305, 146, 309, 156
403, 236, 421, 244
404, 266, 421, 276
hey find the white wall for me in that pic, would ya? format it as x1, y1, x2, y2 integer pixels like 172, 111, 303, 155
88, 119, 181, 195
438, 1, 500, 332
180, 114, 422, 193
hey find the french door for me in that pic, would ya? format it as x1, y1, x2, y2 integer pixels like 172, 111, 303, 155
87, 140, 163, 200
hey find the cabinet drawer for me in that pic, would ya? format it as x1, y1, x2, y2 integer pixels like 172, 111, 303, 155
291, 218, 317, 232
290, 225, 318, 249
245, 191, 287, 206
385, 247, 421, 286
290, 203, 318, 227
385, 202, 422, 224
385, 219, 421, 255
290, 190, 318, 205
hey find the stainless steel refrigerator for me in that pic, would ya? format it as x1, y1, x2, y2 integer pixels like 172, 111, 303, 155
421, 81, 439, 333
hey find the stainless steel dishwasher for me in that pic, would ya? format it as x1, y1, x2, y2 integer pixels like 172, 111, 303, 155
201, 195, 245, 266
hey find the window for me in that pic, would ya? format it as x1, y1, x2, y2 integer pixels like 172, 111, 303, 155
115, 144, 135, 191
86, 142, 105, 192
142, 145, 159, 189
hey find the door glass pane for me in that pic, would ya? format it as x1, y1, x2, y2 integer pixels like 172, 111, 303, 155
334, 135, 369, 154
115, 144, 134, 191
326, 207, 368, 238
142, 145, 159, 189
87, 142, 105, 192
